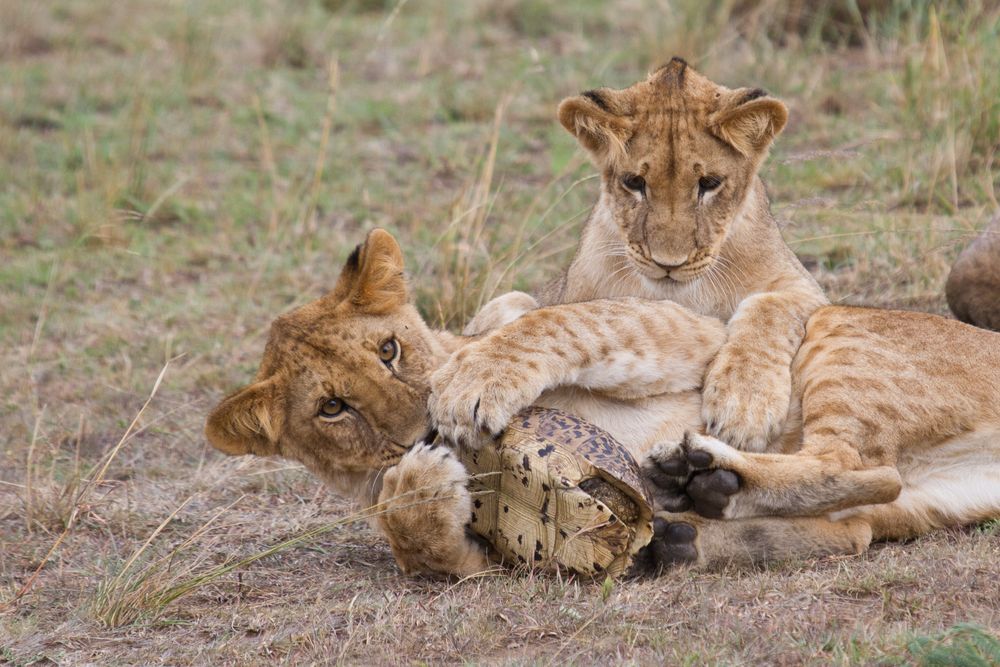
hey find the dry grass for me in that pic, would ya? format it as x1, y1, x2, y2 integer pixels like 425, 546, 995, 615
1, 0, 998, 664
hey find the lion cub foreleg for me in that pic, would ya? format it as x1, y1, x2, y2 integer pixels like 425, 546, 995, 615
462, 291, 539, 336
376, 443, 489, 577
702, 288, 827, 452
430, 297, 726, 448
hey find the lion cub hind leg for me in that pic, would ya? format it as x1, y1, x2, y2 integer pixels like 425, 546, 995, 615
839, 431, 1000, 540
634, 516, 700, 571
377, 443, 489, 577
644, 512, 874, 571
647, 433, 902, 520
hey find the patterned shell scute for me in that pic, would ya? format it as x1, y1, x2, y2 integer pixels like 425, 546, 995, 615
459, 406, 655, 577
510, 407, 654, 507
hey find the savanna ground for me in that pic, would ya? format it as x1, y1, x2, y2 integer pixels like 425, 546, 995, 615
1, 0, 999, 664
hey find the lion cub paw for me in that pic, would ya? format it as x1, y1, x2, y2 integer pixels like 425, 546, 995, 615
636, 514, 702, 573
429, 346, 546, 450
377, 443, 489, 577
642, 440, 692, 512
644, 433, 742, 519
702, 351, 791, 452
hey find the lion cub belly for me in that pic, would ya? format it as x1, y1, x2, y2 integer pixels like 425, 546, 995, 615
536, 386, 702, 461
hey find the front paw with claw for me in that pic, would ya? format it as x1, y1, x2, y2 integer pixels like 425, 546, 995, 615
702, 348, 791, 452
643, 433, 742, 518
429, 346, 547, 450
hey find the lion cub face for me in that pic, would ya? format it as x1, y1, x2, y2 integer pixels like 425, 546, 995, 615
205, 230, 444, 484
558, 58, 787, 283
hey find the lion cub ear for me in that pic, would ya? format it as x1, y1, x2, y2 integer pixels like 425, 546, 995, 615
558, 88, 634, 167
330, 228, 408, 314
710, 88, 788, 158
205, 376, 284, 457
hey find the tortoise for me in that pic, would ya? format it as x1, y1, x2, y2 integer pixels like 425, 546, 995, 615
454, 406, 655, 577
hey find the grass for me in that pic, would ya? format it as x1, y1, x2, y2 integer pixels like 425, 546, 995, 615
1, 0, 998, 664
906, 624, 1000, 667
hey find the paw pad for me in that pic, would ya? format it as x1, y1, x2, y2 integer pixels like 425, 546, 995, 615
643, 435, 741, 517
642, 517, 698, 570
686, 469, 740, 519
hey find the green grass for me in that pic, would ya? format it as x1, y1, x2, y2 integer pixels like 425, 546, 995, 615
906, 624, 1000, 667
1, 0, 998, 664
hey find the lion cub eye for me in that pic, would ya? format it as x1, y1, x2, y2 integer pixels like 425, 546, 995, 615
378, 338, 400, 364
621, 174, 646, 194
319, 398, 347, 419
698, 175, 723, 195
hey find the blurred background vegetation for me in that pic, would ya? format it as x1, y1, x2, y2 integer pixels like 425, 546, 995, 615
1, 1, 998, 663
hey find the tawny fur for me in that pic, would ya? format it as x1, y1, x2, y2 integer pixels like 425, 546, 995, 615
946, 214, 1000, 331
546, 59, 828, 453
438, 290, 1000, 571
208, 230, 1000, 575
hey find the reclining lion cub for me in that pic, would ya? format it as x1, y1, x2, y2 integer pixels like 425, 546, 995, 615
206, 229, 1000, 575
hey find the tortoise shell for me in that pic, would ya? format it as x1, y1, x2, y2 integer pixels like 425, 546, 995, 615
456, 406, 654, 576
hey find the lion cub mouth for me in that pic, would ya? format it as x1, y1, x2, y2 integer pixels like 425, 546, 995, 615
631, 257, 711, 284
665, 263, 712, 282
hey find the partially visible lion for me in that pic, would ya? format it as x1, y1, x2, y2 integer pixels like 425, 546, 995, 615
946, 215, 1000, 331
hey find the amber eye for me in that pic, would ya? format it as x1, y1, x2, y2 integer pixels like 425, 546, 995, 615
698, 175, 723, 194
621, 174, 646, 193
378, 338, 399, 364
319, 398, 346, 419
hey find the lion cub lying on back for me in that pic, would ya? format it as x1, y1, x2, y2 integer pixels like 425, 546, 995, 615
207, 230, 1000, 576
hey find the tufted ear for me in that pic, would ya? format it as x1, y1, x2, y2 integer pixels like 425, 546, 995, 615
558, 88, 634, 168
328, 228, 408, 314
710, 88, 788, 158
205, 375, 284, 457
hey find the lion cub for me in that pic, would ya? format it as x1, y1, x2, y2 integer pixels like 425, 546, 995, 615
539, 58, 828, 453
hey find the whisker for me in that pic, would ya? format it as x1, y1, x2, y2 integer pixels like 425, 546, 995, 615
710, 263, 735, 313
368, 463, 389, 505
710, 255, 749, 313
